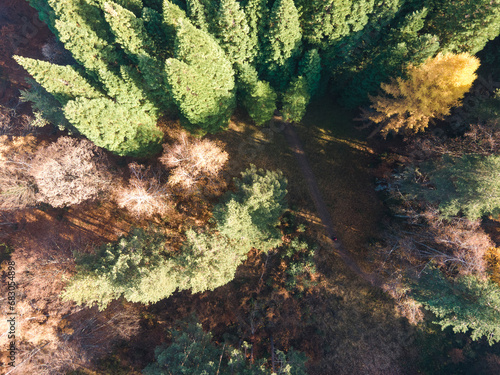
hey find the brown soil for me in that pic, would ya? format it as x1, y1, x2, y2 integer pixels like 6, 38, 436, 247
0, 0, 52, 108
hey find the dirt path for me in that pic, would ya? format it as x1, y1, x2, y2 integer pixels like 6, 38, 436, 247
282, 120, 383, 288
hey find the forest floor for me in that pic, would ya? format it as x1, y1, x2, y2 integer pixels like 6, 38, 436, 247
1, 3, 488, 373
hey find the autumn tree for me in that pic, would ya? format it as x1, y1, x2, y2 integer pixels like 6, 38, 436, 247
360, 53, 480, 137
213, 165, 288, 253
160, 134, 228, 194
0, 136, 38, 211
30, 137, 112, 207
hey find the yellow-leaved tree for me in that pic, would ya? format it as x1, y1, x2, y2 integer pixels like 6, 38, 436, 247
360, 53, 480, 138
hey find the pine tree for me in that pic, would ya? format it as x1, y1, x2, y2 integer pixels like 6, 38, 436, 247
103, 1, 172, 110
361, 53, 479, 137
236, 63, 277, 126
282, 76, 310, 123
14, 56, 103, 105
298, 49, 322, 98
141, 7, 169, 56
213, 165, 288, 252
63, 97, 163, 157
411, 266, 500, 345
186, 0, 209, 30
419, 154, 500, 220
214, 0, 254, 65
244, 0, 268, 63
19, 79, 72, 131
262, 0, 302, 92
143, 317, 271, 375
47, 0, 121, 73
426, 0, 500, 55
165, 19, 235, 134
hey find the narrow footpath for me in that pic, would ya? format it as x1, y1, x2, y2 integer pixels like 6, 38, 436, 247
282, 120, 382, 288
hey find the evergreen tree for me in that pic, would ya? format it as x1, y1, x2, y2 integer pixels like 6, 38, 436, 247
186, 0, 209, 30
244, 0, 268, 63
237, 62, 277, 125
178, 229, 248, 294
411, 266, 500, 345
63, 97, 163, 157
165, 19, 235, 134
282, 76, 310, 123
298, 49, 322, 98
213, 165, 288, 252
19, 79, 72, 131
142, 318, 268, 375
330, 7, 439, 108
418, 154, 500, 220
262, 0, 302, 92
214, 0, 254, 65
426, 0, 500, 54
141, 7, 169, 56
62, 226, 255, 309
143, 317, 308, 374
103, 1, 172, 110
14, 56, 103, 105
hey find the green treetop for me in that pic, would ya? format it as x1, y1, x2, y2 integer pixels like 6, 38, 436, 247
213, 165, 288, 253
282, 76, 310, 123
419, 154, 500, 220
165, 19, 235, 134
14, 56, 103, 104
426, 0, 500, 54
236, 62, 277, 126
411, 266, 500, 345
262, 0, 302, 92
214, 0, 254, 65
244, 0, 268, 64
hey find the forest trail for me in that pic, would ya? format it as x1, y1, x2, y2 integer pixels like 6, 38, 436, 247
281, 120, 383, 288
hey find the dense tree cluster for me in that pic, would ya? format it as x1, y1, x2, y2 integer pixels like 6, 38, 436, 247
17, 0, 498, 155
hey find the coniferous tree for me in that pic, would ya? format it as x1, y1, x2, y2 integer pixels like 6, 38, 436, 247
426, 0, 500, 55
143, 317, 308, 375
213, 165, 288, 252
411, 266, 500, 345
417, 154, 500, 220
63, 97, 163, 157
282, 76, 310, 123
165, 19, 235, 134
237, 63, 277, 126
214, 0, 254, 65
262, 0, 302, 92
14, 56, 103, 104
186, 0, 209, 30
103, 1, 172, 110
244, 0, 268, 63
298, 49, 322, 98
361, 53, 479, 137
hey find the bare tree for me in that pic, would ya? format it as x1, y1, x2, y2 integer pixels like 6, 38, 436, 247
160, 134, 228, 195
30, 137, 112, 208
114, 162, 171, 218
